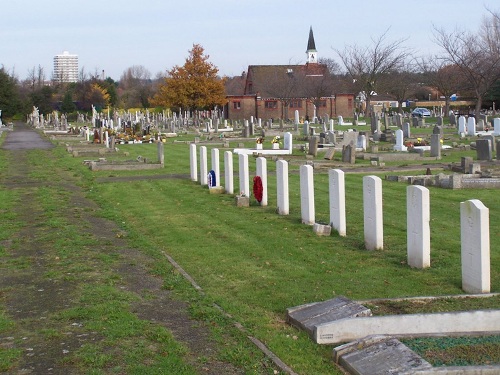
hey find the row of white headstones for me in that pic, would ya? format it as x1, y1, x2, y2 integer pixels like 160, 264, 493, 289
189, 144, 491, 295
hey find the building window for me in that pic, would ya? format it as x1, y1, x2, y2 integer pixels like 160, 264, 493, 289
318, 100, 327, 107
264, 100, 278, 109
290, 100, 302, 108
233, 101, 241, 110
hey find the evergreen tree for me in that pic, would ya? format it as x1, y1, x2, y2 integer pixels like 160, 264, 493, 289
0, 67, 21, 119
61, 89, 76, 113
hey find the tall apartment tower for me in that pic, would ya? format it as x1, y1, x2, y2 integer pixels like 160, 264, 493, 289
53, 51, 78, 83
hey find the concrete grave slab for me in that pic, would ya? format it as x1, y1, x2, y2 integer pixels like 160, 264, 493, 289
333, 335, 432, 375
286, 296, 371, 337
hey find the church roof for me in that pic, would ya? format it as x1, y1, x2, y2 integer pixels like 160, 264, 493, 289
242, 64, 330, 98
307, 26, 317, 52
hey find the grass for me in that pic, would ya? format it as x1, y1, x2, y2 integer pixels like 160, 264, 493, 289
1, 124, 499, 374
85, 133, 499, 373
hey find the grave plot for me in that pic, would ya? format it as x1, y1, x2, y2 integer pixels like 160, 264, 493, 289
85, 142, 165, 171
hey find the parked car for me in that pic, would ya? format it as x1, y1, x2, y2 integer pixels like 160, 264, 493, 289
411, 108, 431, 118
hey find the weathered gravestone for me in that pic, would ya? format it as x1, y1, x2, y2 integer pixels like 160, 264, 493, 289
342, 144, 355, 164
308, 136, 319, 157
324, 148, 335, 160
476, 139, 492, 161
430, 134, 441, 158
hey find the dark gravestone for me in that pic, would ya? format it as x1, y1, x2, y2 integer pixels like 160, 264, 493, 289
342, 144, 356, 164
476, 139, 492, 161
461, 156, 473, 174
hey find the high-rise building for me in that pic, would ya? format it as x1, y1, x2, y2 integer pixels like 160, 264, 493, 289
53, 51, 78, 83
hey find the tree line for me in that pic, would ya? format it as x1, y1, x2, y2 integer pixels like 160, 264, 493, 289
0, 9, 499, 122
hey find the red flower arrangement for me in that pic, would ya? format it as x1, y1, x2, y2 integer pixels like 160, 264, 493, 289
253, 176, 263, 203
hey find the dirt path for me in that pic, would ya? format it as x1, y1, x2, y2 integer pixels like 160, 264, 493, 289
0, 124, 244, 374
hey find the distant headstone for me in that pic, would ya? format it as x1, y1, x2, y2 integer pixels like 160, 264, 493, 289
467, 117, 476, 136
303, 121, 309, 136
308, 136, 319, 157
342, 144, 355, 164
324, 148, 335, 160
493, 118, 500, 135
430, 134, 441, 158
433, 125, 443, 136
449, 113, 457, 126
402, 122, 411, 138
458, 116, 467, 134
393, 129, 407, 151
476, 139, 492, 161
461, 156, 473, 174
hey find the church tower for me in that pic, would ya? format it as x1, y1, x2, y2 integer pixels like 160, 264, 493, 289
306, 26, 318, 64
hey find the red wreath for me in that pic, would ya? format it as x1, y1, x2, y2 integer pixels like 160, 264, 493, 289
253, 176, 263, 203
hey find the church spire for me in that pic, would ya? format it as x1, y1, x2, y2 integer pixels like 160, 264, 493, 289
306, 26, 317, 64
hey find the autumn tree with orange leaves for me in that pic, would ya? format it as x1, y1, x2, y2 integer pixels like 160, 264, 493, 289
152, 44, 226, 113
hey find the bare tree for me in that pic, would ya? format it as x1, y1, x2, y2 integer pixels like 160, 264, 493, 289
119, 65, 153, 108
433, 10, 500, 117
417, 57, 467, 115
335, 30, 408, 116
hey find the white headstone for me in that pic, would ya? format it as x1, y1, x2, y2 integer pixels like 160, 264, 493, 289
294, 110, 300, 125
467, 117, 476, 136
211, 148, 220, 187
276, 160, 289, 215
329, 119, 334, 132
256, 157, 268, 206
460, 199, 490, 293
300, 165, 315, 225
493, 118, 500, 136
199, 146, 208, 185
363, 175, 383, 250
407, 185, 430, 268
393, 129, 407, 151
224, 151, 233, 194
458, 116, 466, 134
329, 169, 346, 236
238, 153, 250, 197
338, 115, 344, 125
284, 132, 293, 152
357, 134, 367, 151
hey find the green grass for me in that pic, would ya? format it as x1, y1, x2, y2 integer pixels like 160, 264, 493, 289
82, 136, 499, 373
1, 127, 499, 374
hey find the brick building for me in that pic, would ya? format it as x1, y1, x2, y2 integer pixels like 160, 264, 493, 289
224, 27, 354, 122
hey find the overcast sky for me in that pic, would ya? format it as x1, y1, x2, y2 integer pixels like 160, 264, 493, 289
2, 0, 496, 81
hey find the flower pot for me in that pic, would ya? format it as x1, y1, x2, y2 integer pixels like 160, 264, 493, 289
256, 143, 263, 150
272, 143, 279, 149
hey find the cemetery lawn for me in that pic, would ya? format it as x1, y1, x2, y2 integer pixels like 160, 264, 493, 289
1, 131, 499, 374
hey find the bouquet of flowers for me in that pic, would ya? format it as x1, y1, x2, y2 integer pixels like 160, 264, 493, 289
256, 137, 264, 144
271, 136, 281, 145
